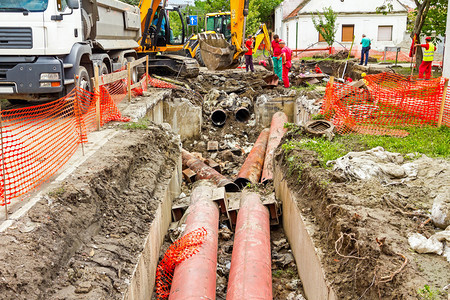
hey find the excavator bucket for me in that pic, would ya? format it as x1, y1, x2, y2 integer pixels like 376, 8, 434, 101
198, 33, 236, 71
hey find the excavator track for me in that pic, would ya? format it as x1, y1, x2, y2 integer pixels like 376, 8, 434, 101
164, 54, 200, 78
143, 54, 199, 78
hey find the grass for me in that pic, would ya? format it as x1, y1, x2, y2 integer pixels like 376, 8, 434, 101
123, 119, 149, 130
417, 285, 441, 300
282, 125, 450, 167
352, 126, 450, 158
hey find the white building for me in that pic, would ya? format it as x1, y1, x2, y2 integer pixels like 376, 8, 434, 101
274, 0, 409, 51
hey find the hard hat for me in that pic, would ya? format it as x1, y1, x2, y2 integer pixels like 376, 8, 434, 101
361, 72, 367, 77
425, 36, 432, 41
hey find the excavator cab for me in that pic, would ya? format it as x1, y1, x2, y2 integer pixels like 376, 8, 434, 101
205, 13, 232, 41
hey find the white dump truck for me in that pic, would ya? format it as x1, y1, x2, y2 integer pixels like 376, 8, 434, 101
0, 0, 141, 103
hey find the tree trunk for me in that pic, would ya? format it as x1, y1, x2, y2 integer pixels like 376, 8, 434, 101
411, 0, 432, 71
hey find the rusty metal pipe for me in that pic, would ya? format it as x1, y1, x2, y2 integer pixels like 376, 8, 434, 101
261, 112, 288, 184
170, 183, 219, 299
211, 109, 227, 126
182, 149, 239, 192
234, 128, 270, 189
235, 107, 251, 122
226, 192, 272, 300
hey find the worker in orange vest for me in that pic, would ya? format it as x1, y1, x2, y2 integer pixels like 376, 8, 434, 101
415, 36, 435, 79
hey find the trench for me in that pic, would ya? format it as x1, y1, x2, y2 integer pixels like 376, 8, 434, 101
0, 67, 338, 300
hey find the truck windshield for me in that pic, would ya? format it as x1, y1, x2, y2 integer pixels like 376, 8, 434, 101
0, 0, 48, 12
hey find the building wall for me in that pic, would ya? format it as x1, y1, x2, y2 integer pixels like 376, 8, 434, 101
274, 5, 284, 38
283, 13, 408, 51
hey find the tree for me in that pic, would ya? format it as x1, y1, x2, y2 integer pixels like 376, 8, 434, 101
376, 0, 440, 68
311, 7, 337, 47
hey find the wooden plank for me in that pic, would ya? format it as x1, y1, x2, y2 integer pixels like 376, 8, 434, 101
127, 62, 132, 102
131, 82, 141, 89
94, 65, 100, 131
99, 70, 127, 85
128, 56, 147, 68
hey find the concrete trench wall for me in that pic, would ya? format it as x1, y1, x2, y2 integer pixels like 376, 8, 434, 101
124, 156, 182, 300
274, 162, 338, 300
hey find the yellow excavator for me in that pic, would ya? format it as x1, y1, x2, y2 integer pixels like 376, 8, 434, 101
184, 12, 272, 70
137, 0, 199, 77
199, 2, 272, 70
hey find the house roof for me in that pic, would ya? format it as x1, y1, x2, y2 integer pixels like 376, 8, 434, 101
284, 0, 408, 21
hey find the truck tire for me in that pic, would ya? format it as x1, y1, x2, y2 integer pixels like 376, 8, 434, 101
195, 47, 205, 67
99, 62, 108, 75
77, 66, 92, 114
126, 57, 138, 84
81, 9, 91, 40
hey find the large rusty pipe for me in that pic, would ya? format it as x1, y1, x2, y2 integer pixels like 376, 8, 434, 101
234, 128, 270, 189
211, 109, 227, 126
182, 149, 240, 192
226, 192, 272, 300
170, 183, 219, 300
235, 107, 251, 122
261, 112, 288, 184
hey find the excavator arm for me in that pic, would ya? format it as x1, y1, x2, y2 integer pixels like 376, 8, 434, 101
198, 0, 251, 70
229, 0, 250, 60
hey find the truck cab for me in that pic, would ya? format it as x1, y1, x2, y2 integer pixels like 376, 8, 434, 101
0, 0, 141, 102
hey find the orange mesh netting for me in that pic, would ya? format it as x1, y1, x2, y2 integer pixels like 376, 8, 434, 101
0, 71, 179, 206
155, 227, 207, 300
321, 73, 449, 137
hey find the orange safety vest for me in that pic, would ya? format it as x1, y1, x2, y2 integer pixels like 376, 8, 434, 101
423, 43, 435, 62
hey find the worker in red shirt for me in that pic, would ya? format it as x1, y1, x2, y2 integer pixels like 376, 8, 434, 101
314, 64, 322, 74
244, 35, 254, 72
415, 36, 435, 79
280, 40, 292, 88
271, 34, 283, 83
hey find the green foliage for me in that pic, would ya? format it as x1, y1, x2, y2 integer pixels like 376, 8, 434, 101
123, 119, 150, 130
375, 2, 394, 14
355, 126, 450, 158
417, 285, 440, 300
411, 0, 448, 43
311, 7, 337, 47
119, 0, 139, 5
247, 0, 283, 35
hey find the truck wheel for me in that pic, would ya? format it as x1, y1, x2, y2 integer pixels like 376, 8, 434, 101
76, 65, 92, 114
195, 47, 205, 67
99, 62, 109, 76
126, 57, 139, 84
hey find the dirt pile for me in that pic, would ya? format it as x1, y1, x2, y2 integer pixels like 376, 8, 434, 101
0, 126, 180, 300
276, 130, 450, 299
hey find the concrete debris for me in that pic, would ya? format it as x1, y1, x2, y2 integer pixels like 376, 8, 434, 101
207, 141, 219, 152
432, 188, 450, 229
286, 279, 302, 291
330, 147, 450, 185
286, 292, 306, 300
273, 252, 295, 268
409, 228, 450, 263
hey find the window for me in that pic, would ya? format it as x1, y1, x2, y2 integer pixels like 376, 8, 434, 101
318, 28, 326, 42
342, 25, 354, 42
57, 0, 67, 12
378, 26, 393, 41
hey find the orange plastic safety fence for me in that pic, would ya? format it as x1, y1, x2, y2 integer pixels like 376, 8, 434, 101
0, 70, 185, 206
155, 227, 207, 300
321, 73, 448, 137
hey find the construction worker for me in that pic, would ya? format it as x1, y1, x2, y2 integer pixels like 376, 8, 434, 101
245, 35, 254, 72
271, 34, 283, 83
280, 40, 292, 88
359, 34, 371, 66
415, 36, 435, 79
